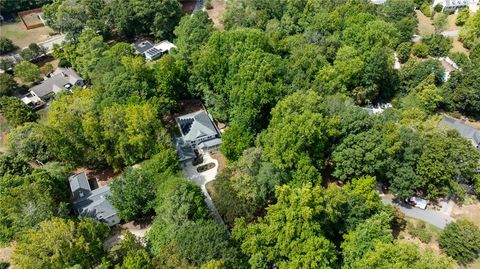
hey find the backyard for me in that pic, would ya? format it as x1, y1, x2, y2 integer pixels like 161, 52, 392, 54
415, 10, 468, 54
206, 0, 226, 29
0, 21, 55, 49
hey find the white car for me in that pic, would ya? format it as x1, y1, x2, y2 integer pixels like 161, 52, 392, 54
406, 197, 428, 210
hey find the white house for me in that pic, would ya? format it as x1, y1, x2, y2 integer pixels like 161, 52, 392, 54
133, 40, 177, 61
433, 0, 479, 12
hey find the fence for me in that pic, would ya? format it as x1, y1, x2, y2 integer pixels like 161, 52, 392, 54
18, 8, 44, 30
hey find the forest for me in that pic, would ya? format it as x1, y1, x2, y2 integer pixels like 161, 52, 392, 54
1, 0, 480, 268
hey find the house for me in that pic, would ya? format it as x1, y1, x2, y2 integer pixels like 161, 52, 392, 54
440, 115, 480, 150
432, 0, 479, 12
22, 67, 84, 107
175, 110, 222, 162
69, 172, 120, 226
438, 56, 461, 82
363, 103, 393, 115
133, 40, 177, 61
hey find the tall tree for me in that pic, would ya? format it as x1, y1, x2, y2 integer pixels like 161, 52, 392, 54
233, 184, 338, 269
439, 220, 480, 264
0, 96, 38, 126
11, 218, 109, 269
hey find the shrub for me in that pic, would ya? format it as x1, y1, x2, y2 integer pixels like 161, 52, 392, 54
408, 221, 433, 243
443, 9, 454, 15
13, 61, 41, 83
0, 73, 17, 96
456, 8, 470, 26
205, 0, 213, 10
40, 63, 54, 76
0, 261, 9, 269
411, 42, 429, 58
420, 2, 432, 17
58, 58, 71, 68
433, 13, 448, 32
0, 37, 18, 55
397, 42, 412, 63
0, 58, 15, 71
434, 3, 443, 13
423, 34, 452, 57
439, 220, 480, 264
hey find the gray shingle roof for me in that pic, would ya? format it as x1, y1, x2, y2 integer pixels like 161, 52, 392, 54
69, 172, 91, 201
29, 68, 83, 98
69, 172, 119, 226
176, 111, 219, 143
175, 137, 196, 162
440, 115, 480, 147
198, 138, 222, 149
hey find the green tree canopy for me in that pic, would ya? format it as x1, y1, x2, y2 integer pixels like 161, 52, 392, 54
0, 96, 38, 126
11, 217, 109, 269
13, 61, 41, 83
439, 220, 480, 264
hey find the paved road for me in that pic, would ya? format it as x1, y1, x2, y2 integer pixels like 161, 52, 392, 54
382, 196, 453, 229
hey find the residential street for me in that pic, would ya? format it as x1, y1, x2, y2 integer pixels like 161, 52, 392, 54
381, 196, 453, 229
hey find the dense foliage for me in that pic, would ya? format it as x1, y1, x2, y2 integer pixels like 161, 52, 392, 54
11, 217, 109, 269
0, 37, 18, 55
439, 220, 480, 264
2, 0, 480, 268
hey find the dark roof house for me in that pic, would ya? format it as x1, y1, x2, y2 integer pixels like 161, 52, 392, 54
23, 68, 84, 107
440, 115, 480, 150
69, 172, 120, 226
175, 110, 222, 162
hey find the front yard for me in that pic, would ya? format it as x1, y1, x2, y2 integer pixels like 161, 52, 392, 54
0, 21, 55, 49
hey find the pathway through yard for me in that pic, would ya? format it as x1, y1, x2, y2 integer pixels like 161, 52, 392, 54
182, 153, 224, 224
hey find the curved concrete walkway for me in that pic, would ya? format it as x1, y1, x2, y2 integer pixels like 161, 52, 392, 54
182, 153, 224, 224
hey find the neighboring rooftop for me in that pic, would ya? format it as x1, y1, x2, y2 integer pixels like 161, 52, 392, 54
440, 115, 480, 149
133, 40, 177, 61
69, 172, 120, 226
133, 40, 154, 54
432, 0, 479, 11
29, 67, 84, 98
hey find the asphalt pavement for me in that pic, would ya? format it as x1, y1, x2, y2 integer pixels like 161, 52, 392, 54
381, 196, 453, 229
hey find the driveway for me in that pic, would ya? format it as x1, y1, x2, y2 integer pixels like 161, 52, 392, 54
38, 34, 65, 52
441, 30, 460, 38
381, 196, 454, 229
182, 153, 224, 224
0, 34, 65, 71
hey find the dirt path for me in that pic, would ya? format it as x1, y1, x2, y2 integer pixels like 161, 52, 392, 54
0, 244, 13, 265
206, 0, 226, 29
416, 10, 435, 36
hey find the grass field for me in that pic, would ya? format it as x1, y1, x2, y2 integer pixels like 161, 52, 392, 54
0, 20, 54, 49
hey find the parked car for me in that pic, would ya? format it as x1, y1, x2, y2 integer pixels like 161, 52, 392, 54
405, 197, 428, 210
